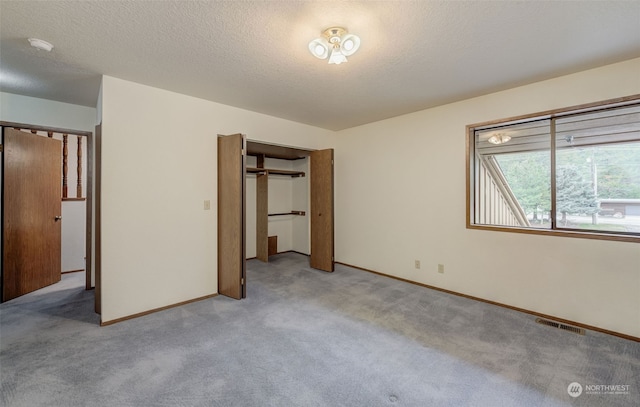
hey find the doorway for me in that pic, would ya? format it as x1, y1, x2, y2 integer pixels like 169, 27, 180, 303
1, 122, 95, 304
217, 134, 334, 300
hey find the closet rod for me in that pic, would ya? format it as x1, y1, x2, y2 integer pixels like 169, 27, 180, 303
268, 211, 306, 217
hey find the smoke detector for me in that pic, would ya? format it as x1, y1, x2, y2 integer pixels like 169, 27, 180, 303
28, 38, 54, 52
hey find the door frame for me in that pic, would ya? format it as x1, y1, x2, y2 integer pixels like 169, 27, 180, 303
1, 121, 96, 300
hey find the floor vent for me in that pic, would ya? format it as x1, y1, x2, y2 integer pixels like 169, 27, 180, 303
535, 318, 585, 335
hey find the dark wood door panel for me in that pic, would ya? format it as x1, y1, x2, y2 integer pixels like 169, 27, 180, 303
310, 149, 334, 272
218, 134, 246, 299
256, 173, 268, 262
3, 128, 62, 301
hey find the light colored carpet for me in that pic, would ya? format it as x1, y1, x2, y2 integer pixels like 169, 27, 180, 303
1, 253, 638, 406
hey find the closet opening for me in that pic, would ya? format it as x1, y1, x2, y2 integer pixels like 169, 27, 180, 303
217, 135, 334, 300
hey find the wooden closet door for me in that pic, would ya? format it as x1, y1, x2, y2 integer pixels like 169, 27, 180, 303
3, 128, 62, 301
310, 149, 334, 272
217, 134, 246, 299
256, 171, 268, 262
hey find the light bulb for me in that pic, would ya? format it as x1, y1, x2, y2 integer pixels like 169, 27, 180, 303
343, 39, 354, 51
340, 34, 360, 56
308, 38, 329, 59
488, 134, 511, 145
328, 48, 347, 64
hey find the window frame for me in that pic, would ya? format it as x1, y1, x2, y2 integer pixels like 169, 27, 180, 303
466, 94, 640, 243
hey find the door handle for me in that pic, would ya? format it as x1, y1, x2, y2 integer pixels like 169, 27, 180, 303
55, 216, 62, 221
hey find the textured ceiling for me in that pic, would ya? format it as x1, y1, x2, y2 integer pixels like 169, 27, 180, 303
1, 1, 639, 131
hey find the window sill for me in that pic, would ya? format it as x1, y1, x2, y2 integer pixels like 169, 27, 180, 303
466, 223, 640, 243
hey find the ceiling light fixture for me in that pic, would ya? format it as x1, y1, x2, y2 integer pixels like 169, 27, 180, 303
309, 27, 360, 65
488, 133, 511, 145
28, 38, 54, 52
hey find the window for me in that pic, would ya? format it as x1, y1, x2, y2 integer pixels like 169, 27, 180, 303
467, 96, 640, 242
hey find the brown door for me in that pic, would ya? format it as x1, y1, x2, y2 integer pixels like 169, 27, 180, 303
217, 133, 246, 299
3, 128, 62, 302
256, 171, 268, 262
310, 149, 334, 272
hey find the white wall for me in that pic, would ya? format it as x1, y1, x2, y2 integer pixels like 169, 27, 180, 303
100, 76, 332, 323
62, 201, 86, 271
333, 58, 640, 337
0, 92, 95, 274
0, 92, 96, 131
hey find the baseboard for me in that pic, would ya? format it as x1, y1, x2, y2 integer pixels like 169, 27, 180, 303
100, 293, 218, 327
247, 251, 309, 261
279, 250, 309, 256
336, 261, 640, 343
62, 269, 84, 275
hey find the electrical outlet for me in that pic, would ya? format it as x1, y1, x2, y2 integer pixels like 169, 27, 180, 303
204, 200, 211, 210
415, 260, 421, 269
438, 264, 445, 274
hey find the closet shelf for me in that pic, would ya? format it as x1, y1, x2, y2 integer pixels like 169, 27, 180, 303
247, 167, 305, 177
268, 211, 306, 217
